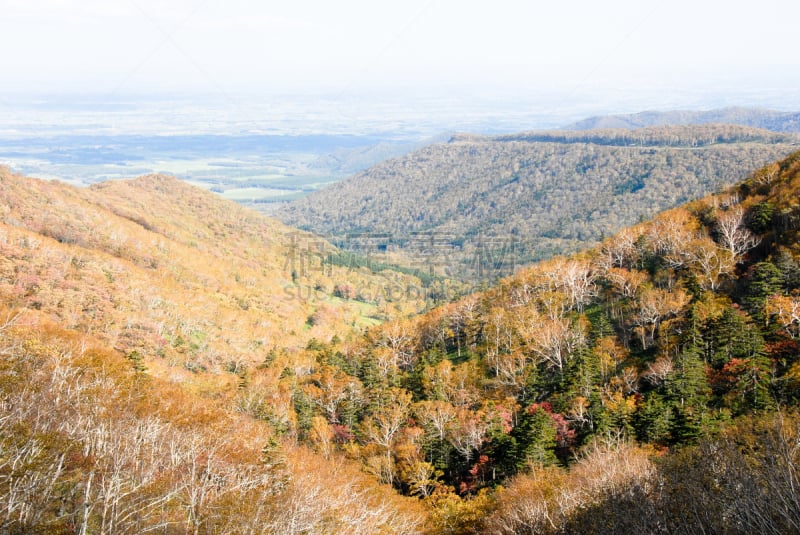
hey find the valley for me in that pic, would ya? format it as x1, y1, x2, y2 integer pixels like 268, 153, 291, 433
2, 102, 800, 534
4, 0, 800, 531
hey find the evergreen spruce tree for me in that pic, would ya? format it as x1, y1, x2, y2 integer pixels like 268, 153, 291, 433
667, 317, 712, 443
709, 307, 765, 368
634, 393, 673, 444
742, 261, 783, 324
730, 350, 775, 413
510, 404, 558, 468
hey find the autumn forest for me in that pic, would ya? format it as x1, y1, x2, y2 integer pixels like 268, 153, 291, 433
2, 140, 800, 533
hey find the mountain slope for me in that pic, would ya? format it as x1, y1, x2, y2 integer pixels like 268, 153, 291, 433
0, 168, 434, 533
0, 168, 428, 379
276, 124, 799, 279
285, 150, 800, 533
564, 106, 800, 132
0, 304, 426, 534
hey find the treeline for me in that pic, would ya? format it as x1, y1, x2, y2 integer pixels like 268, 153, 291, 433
494, 123, 798, 147
277, 125, 799, 281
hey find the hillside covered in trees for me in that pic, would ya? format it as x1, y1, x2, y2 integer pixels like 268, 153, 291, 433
0, 168, 432, 379
276, 124, 798, 280
0, 168, 435, 533
3, 151, 800, 533
277, 151, 800, 532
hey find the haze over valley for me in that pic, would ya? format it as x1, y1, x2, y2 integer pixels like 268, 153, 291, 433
3, 90, 800, 209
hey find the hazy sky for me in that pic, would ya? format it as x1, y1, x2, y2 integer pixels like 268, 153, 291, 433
1, 0, 799, 106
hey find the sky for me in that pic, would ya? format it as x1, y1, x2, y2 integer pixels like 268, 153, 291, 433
1, 0, 799, 109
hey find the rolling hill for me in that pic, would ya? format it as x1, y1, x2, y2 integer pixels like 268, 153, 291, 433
275, 124, 799, 280
564, 106, 800, 132
0, 168, 430, 380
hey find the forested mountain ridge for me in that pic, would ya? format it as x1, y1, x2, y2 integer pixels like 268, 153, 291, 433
492, 123, 797, 145
565, 106, 800, 132
276, 124, 799, 279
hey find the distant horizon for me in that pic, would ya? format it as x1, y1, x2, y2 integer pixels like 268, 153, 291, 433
2, 0, 799, 117
2, 87, 800, 139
